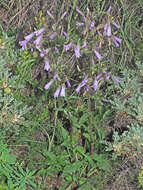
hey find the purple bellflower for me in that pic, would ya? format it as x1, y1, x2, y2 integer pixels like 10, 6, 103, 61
60, 86, 65, 97
112, 36, 122, 47
76, 22, 84, 27
44, 60, 50, 71
82, 41, 87, 48
34, 35, 42, 49
64, 42, 72, 51
53, 74, 59, 80
44, 80, 53, 90
76, 76, 88, 93
103, 71, 110, 80
47, 10, 54, 19
34, 28, 45, 36
113, 76, 120, 83
40, 48, 49, 57
24, 32, 35, 41
104, 21, 112, 37
89, 21, 95, 30
50, 33, 55, 39
76, 7, 84, 17
103, 99, 110, 103
92, 78, 98, 91
63, 31, 68, 37
66, 80, 71, 88
74, 44, 81, 58
112, 21, 120, 29
19, 40, 27, 50
54, 86, 61, 98
94, 50, 104, 60
107, 6, 112, 14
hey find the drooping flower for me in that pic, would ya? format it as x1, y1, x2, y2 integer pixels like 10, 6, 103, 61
61, 11, 67, 19
24, 32, 35, 41
113, 76, 120, 83
64, 42, 72, 51
92, 78, 98, 91
94, 50, 104, 60
82, 41, 87, 48
107, 6, 112, 14
40, 48, 49, 57
47, 10, 54, 19
74, 44, 81, 58
50, 33, 55, 39
89, 21, 95, 30
60, 86, 65, 97
112, 21, 120, 29
54, 46, 59, 53
104, 21, 111, 37
54, 86, 61, 98
76, 21, 84, 27
44, 80, 53, 90
66, 80, 71, 88
106, 22, 111, 36
40, 52, 45, 57
112, 36, 122, 47
34, 28, 45, 36
96, 74, 102, 80
76, 76, 88, 93
34, 35, 42, 49
19, 40, 27, 50
44, 60, 50, 71
53, 74, 59, 80
103, 98, 110, 103
103, 71, 110, 80
76, 7, 84, 17
63, 31, 68, 37
86, 85, 90, 92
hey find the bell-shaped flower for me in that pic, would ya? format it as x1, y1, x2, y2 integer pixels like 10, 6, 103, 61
53, 74, 59, 80
19, 40, 27, 50
107, 6, 112, 14
94, 50, 104, 60
113, 76, 120, 83
103, 71, 110, 80
64, 42, 72, 51
104, 21, 111, 37
76, 76, 88, 93
44, 60, 50, 71
34, 35, 42, 49
44, 80, 53, 90
112, 36, 122, 47
60, 86, 65, 97
89, 21, 95, 30
112, 21, 120, 29
74, 44, 81, 58
24, 32, 35, 41
34, 28, 45, 36
50, 33, 55, 39
76, 22, 84, 27
82, 41, 87, 48
66, 80, 71, 88
63, 31, 68, 37
76, 7, 84, 17
54, 86, 61, 98
47, 10, 54, 19
92, 78, 98, 91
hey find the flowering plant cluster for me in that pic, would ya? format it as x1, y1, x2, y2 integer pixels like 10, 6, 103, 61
19, 6, 122, 98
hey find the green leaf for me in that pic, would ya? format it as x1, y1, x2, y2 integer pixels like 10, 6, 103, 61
1, 152, 16, 164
